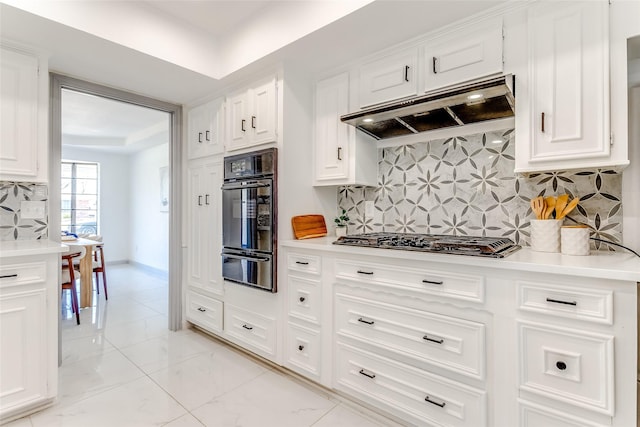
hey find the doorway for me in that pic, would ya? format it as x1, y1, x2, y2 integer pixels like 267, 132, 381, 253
50, 74, 183, 332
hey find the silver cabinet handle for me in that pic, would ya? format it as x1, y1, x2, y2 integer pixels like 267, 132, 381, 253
0, 274, 17, 279
295, 261, 309, 265
541, 112, 545, 133
357, 270, 374, 275
205, 194, 210, 205
404, 65, 410, 81
197, 195, 202, 206
337, 146, 343, 160
198, 132, 203, 143
205, 130, 210, 141
241, 119, 246, 132
251, 116, 256, 129
197, 307, 206, 312
242, 324, 253, 330
432, 57, 438, 74
422, 279, 443, 285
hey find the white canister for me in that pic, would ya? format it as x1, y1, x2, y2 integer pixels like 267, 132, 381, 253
529, 219, 563, 253
561, 225, 591, 256
335, 226, 347, 237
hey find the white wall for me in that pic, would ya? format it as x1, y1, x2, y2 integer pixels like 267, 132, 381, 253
61, 146, 130, 263
129, 143, 169, 272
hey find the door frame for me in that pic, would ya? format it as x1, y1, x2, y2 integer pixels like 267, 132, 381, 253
49, 73, 183, 331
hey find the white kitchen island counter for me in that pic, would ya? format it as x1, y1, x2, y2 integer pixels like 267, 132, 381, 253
282, 237, 640, 282
0, 239, 68, 257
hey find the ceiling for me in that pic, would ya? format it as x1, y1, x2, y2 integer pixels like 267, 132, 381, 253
62, 89, 169, 155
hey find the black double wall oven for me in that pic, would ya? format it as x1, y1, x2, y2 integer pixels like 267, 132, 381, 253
221, 148, 277, 292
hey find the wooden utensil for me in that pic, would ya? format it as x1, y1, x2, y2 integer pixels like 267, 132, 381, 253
530, 197, 544, 220
544, 196, 556, 219
555, 194, 569, 219
557, 197, 580, 219
291, 215, 327, 239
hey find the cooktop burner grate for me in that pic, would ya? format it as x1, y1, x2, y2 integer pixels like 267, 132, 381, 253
333, 233, 520, 258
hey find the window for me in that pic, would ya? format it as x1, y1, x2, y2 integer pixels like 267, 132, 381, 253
61, 161, 99, 235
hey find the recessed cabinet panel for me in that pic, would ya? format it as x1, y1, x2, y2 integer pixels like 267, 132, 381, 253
288, 276, 321, 326
285, 322, 321, 381
359, 48, 418, 108
224, 303, 276, 357
186, 291, 223, 334
518, 321, 614, 415
424, 17, 503, 92
187, 98, 224, 159
519, 399, 608, 427
522, 2, 609, 169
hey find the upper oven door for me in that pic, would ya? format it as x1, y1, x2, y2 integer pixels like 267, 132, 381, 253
222, 178, 273, 252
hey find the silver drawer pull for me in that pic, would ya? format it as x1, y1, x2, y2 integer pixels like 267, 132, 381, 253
546, 298, 577, 306
357, 317, 375, 325
424, 396, 446, 408
357, 270, 374, 275
0, 274, 18, 279
423, 334, 444, 344
295, 261, 309, 265
197, 307, 206, 312
359, 369, 376, 379
422, 279, 443, 285
242, 324, 253, 331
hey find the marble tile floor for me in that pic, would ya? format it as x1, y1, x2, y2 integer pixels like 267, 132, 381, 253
5, 264, 400, 427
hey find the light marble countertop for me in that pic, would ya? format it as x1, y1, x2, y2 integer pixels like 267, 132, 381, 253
282, 237, 640, 282
0, 240, 69, 258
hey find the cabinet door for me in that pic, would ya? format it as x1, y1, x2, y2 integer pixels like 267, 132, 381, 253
314, 73, 350, 182
0, 289, 48, 415
0, 47, 40, 180
203, 158, 223, 296
424, 18, 503, 92
187, 99, 224, 159
249, 77, 277, 146
526, 2, 609, 165
187, 158, 223, 296
359, 47, 418, 108
227, 91, 249, 151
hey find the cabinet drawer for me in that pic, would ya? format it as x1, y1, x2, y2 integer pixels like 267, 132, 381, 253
0, 262, 46, 289
518, 322, 614, 415
336, 293, 485, 379
185, 291, 223, 334
335, 259, 484, 303
335, 343, 487, 427
287, 276, 321, 325
287, 253, 321, 276
285, 322, 321, 381
224, 303, 276, 357
518, 399, 607, 427
517, 281, 613, 325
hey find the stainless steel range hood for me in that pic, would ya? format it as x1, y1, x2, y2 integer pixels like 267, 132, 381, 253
341, 75, 515, 140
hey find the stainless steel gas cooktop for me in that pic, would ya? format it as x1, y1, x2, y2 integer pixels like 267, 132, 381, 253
333, 232, 521, 258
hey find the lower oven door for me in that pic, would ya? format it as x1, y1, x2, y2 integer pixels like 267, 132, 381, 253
222, 250, 274, 292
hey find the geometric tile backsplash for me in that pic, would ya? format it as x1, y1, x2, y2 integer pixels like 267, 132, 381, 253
0, 181, 49, 241
338, 128, 623, 251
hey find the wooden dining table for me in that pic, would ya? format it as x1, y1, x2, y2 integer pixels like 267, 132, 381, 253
63, 237, 102, 308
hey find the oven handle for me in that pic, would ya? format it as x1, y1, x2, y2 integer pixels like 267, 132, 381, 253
222, 253, 270, 263
222, 181, 271, 191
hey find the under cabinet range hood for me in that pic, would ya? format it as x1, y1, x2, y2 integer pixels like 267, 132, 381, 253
341, 75, 515, 140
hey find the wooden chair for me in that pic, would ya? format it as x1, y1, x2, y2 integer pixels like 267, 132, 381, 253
92, 243, 108, 299
61, 246, 85, 325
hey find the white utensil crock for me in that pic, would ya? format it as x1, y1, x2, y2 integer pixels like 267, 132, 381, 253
561, 225, 590, 256
530, 219, 562, 253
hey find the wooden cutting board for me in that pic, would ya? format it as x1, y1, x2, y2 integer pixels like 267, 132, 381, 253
291, 215, 327, 239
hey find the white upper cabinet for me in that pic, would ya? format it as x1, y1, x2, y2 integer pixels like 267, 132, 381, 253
0, 46, 47, 182
516, 1, 612, 172
314, 73, 377, 187
226, 75, 278, 152
358, 47, 419, 108
187, 97, 224, 159
424, 17, 504, 92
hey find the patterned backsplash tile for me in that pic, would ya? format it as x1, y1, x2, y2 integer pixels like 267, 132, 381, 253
338, 128, 623, 251
0, 182, 49, 241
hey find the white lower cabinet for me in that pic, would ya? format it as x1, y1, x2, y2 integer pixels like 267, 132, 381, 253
185, 290, 223, 335
335, 343, 487, 427
224, 303, 276, 358
284, 322, 321, 382
0, 251, 61, 422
